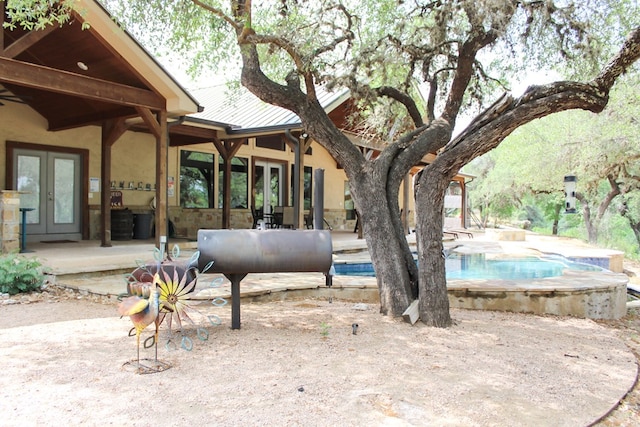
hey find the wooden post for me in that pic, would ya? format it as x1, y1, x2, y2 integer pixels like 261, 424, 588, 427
155, 110, 168, 248
101, 118, 127, 247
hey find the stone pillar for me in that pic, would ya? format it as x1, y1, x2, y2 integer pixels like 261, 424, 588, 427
0, 191, 21, 254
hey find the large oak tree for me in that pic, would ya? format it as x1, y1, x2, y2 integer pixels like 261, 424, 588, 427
8, 0, 639, 326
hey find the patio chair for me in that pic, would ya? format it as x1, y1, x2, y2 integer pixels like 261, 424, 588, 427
271, 206, 284, 228
251, 205, 263, 229
282, 206, 294, 229
444, 228, 473, 239
305, 208, 314, 229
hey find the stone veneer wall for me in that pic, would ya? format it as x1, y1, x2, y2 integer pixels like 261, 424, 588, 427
0, 191, 21, 254
87, 206, 409, 240
323, 209, 416, 232
89, 206, 241, 240
324, 209, 356, 231
169, 207, 224, 239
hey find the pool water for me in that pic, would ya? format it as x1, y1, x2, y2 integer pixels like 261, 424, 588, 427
334, 253, 602, 280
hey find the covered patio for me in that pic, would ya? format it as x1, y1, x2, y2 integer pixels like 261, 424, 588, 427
0, 0, 203, 250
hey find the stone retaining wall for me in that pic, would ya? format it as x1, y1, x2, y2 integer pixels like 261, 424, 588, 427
0, 191, 20, 254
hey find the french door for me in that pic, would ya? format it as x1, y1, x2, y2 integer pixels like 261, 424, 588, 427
13, 148, 82, 241
254, 160, 285, 214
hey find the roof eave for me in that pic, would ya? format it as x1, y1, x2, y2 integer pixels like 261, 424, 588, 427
87, 0, 202, 115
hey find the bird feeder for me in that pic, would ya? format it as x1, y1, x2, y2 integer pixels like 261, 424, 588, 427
564, 175, 577, 213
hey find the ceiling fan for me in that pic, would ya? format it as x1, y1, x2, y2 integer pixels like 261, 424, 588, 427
0, 88, 30, 106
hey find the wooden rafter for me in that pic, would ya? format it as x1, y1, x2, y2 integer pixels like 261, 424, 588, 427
0, 57, 165, 110
1, 25, 58, 58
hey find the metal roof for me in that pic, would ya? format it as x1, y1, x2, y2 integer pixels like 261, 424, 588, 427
189, 84, 350, 131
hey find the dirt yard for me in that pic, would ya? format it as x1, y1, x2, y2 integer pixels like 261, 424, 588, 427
1, 285, 639, 426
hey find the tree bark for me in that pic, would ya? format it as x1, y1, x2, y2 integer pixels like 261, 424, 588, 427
415, 167, 452, 327
552, 204, 561, 235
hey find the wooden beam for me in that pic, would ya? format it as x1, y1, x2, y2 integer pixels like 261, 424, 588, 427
0, 3, 4, 51
100, 118, 129, 247
136, 106, 162, 138
2, 25, 58, 58
0, 57, 164, 110
170, 124, 219, 139
126, 122, 219, 146
48, 108, 137, 131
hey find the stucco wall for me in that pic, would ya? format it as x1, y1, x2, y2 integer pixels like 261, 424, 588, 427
2, 102, 417, 238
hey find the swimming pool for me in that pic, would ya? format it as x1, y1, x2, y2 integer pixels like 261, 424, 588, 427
333, 253, 603, 280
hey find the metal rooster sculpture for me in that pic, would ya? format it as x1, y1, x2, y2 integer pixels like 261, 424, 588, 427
118, 245, 224, 373
118, 277, 170, 374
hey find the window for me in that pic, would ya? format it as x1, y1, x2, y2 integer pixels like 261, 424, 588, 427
180, 150, 214, 208
345, 181, 356, 220
303, 166, 312, 210
289, 165, 313, 209
219, 156, 249, 209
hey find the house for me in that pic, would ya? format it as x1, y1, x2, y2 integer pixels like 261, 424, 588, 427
0, 0, 468, 253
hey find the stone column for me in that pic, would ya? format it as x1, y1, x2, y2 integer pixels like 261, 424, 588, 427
0, 190, 21, 254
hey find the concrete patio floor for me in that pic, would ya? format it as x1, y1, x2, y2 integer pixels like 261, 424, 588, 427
26, 229, 629, 314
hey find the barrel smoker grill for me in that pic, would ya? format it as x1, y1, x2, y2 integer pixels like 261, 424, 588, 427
197, 229, 333, 329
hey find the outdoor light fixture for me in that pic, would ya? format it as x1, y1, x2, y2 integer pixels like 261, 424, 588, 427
564, 175, 577, 213
77, 61, 89, 71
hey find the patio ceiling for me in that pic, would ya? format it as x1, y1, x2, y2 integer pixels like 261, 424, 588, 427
0, 0, 203, 136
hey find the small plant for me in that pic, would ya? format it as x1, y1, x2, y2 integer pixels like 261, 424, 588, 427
320, 322, 331, 338
0, 254, 45, 295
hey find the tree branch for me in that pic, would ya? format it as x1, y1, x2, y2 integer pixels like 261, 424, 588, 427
441, 30, 500, 125
375, 86, 424, 127
191, 0, 241, 31
598, 175, 621, 220
593, 27, 640, 91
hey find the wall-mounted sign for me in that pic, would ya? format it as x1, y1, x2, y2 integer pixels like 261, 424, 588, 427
110, 191, 124, 208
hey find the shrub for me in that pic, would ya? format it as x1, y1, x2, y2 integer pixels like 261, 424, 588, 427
0, 254, 45, 295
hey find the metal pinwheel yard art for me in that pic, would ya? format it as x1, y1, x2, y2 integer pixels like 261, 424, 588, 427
118, 245, 226, 374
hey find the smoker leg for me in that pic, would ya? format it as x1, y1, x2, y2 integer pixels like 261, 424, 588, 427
225, 273, 247, 330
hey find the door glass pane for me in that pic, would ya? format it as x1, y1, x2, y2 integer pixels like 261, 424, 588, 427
54, 158, 74, 224
304, 166, 312, 210
255, 165, 265, 210
17, 155, 40, 224
345, 181, 356, 220
269, 166, 281, 208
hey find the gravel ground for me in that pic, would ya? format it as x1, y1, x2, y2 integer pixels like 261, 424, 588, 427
1, 284, 639, 426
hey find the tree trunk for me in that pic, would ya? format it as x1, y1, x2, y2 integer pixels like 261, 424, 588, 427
629, 222, 640, 248
351, 176, 415, 316
619, 203, 640, 249
552, 204, 561, 235
414, 167, 452, 327
580, 203, 597, 243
